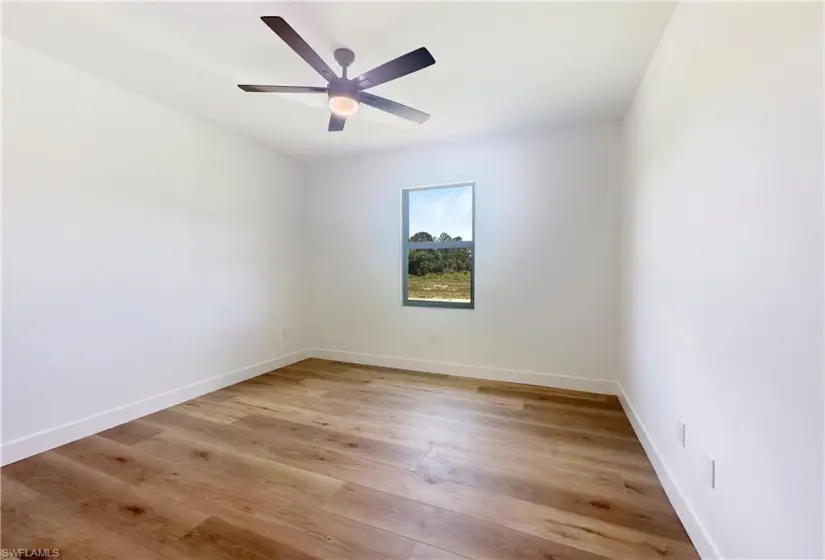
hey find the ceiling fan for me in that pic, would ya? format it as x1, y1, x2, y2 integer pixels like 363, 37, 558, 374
238, 17, 436, 132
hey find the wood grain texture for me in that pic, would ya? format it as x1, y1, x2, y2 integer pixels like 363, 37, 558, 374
1, 359, 697, 559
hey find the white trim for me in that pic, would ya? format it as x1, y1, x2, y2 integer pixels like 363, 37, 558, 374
618, 383, 723, 560
311, 348, 619, 395
0, 350, 312, 466
403, 180, 475, 192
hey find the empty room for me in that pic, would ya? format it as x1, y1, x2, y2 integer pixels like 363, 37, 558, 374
1, 2, 823, 559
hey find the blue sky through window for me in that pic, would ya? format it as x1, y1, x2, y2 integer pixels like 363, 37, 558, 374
408, 185, 473, 241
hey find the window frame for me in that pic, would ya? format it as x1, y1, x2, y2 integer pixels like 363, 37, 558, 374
401, 181, 475, 310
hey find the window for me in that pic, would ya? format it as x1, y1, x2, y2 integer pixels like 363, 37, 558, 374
402, 182, 474, 309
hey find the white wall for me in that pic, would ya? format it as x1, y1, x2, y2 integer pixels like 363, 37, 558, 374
622, 3, 824, 559
1, 39, 307, 462
305, 124, 623, 389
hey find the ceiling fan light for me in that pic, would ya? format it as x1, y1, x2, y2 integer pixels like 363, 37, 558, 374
329, 95, 359, 117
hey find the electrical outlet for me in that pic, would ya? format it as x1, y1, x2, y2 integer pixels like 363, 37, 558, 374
678, 422, 686, 448
282, 328, 290, 340
429, 334, 439, 344
706, 455, 717, 489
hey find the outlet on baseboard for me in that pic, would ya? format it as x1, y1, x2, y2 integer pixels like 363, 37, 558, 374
678, 421, 686, 448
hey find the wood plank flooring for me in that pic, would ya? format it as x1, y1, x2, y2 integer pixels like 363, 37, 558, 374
1, 359, 698, 560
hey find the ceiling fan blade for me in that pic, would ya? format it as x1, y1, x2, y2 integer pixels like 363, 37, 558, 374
353, 47, 435, 90
359, 92, 430, 124
328, 114, 346, 132
260, 16, 337, 82
238, 85, 327, 93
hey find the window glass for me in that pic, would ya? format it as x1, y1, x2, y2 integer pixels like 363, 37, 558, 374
408, 184, 473, 242
408, 248, 472, 303
403, 183, 474, 309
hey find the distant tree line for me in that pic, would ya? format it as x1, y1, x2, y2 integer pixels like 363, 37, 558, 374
408, 232, 471, 276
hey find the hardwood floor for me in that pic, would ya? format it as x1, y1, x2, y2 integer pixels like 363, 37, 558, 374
1, 359, 698, 560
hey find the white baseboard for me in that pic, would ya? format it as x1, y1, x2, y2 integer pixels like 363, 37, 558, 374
0, 350, 311, 466
618, 384, 723, 560
310, 348, 619, 395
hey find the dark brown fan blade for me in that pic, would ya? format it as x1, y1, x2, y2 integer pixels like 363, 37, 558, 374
238, 85, 327, 93
359, 92, 430, 124
260, 17, 337, 82
353, 47, 435, 90
328, 114, 346, 132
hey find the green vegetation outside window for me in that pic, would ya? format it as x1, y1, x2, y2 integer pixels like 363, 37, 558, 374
402, 182, 474, 309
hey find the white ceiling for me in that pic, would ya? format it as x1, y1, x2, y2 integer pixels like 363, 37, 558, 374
2, 1, 675, 156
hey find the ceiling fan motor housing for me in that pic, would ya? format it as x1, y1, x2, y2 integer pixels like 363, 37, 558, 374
328, 78, 360, 103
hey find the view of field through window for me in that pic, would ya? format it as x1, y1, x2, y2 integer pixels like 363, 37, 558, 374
406, 185, 473, 304
408, 244, 472, 302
